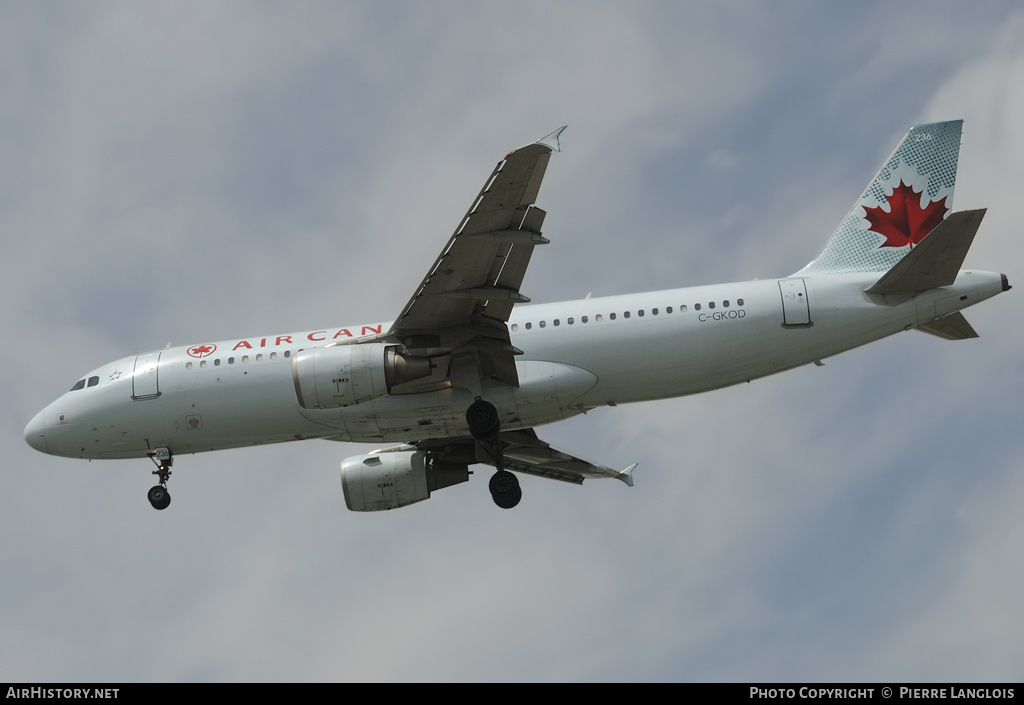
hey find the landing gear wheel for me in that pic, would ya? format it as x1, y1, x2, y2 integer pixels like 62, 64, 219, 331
147, 485, 171, 510
146, 448, 174, 510
466, 400, 500, 440
489, 470, 521, 509
467, 402, 518, 507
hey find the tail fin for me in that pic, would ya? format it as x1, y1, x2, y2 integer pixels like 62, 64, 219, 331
795, 120, 963, 276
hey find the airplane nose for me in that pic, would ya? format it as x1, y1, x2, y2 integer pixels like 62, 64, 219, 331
24, 411, 50, 454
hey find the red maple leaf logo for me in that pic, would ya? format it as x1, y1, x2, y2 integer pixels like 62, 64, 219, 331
187, 344, 217, 358
864, 180, 948, 249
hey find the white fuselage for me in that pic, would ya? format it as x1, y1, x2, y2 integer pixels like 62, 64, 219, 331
24, 269, 1005, 460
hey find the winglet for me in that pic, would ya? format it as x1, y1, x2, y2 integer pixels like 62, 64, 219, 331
617, 462, 638, 487
533, 126, 567, 152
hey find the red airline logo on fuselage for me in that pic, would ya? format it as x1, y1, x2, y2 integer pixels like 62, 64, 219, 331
187, 344, 217, 358
186, 325, 385, 357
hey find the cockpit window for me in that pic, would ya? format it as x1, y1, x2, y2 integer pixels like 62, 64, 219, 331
70, 375, 102, 391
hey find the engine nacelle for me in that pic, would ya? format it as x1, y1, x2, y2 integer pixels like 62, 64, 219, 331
291, 344, 432, 409
341, 449, 469, 511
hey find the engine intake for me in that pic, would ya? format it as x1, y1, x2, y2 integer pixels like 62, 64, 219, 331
341, 449, 469, 511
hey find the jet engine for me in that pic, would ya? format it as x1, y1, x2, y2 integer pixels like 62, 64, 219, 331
292, 344, 433, 409
341, 449, 469, 511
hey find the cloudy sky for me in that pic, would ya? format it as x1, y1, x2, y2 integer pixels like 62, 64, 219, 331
3, 1, 1023, 682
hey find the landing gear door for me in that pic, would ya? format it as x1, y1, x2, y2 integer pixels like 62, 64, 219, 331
132, 352, 162, 399
778, 278, 811, 327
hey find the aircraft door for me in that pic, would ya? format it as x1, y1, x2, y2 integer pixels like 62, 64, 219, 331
778, 278, 811, 327
132, 352, 162, 399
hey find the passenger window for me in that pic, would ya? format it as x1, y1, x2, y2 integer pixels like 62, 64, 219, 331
609, 313, 617, 320
723, 300, 730, 308
539, 321, 546, 328
511, 324, 519, 332
623, 311, 631, 319
228, 357, 235, 364
525, 322, 532, 330
70, 379, 86, 391
709, 302, 715, 309
270, 352, 277, 361
638, 310, 645, 317
737, 298, 744, 306
652, 308, 659, 315
666, 306, 673, 314
553, 319, 560, 326
200, 360, 207, 368
679, 305, 687, 312
284, 351, 291, 358
567, 317, 574, 325
242, 355, 249, 363
595, 314, 603, 322
694, 303, 701, 311
186, 362, 193, 370
214, 359, 221, 366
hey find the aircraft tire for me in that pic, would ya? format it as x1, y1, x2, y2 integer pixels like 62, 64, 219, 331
496, 485, 522, 509
148, 485, 171, 510
489, 470, 521, 509
466, 400, 500, 439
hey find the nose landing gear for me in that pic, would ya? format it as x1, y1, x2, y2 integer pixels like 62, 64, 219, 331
146, 448, 173, 510
466, 400, 522, 510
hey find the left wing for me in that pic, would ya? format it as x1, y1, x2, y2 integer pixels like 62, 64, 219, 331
414, 429, 637, 487
385, 127, 566, 388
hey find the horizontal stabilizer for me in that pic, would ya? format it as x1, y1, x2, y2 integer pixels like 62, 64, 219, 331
916, 311, 979, 340
865, 209, 985, 295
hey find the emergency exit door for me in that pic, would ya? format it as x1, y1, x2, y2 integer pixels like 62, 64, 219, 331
778, 279, 811, 327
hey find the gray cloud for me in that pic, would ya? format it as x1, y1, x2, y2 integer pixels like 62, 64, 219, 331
4, 1, 1022, 682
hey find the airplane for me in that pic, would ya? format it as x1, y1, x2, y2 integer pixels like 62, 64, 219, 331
24, 120, 1010, 512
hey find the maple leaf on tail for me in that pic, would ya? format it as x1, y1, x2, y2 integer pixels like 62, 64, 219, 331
864, 180, 948, 249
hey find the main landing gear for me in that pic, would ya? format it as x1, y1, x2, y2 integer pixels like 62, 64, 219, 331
488, 469, 521, 509
466, 399, 521, 510
146, 448, 173, 510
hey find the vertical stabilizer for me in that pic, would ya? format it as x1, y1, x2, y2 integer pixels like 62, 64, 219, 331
796, 120, 962, 276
